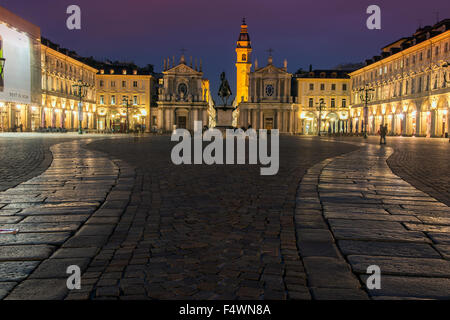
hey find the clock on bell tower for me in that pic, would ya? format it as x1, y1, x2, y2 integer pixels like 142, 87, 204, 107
235, 18, 252, 104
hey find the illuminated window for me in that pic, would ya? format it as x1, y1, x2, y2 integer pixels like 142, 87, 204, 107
100, 95, 104, 105
331, 98, 335, 108
111, 95, 116, 105
133, 96, 138, 105
342, 99, 347, 107
242, 54, 246, 61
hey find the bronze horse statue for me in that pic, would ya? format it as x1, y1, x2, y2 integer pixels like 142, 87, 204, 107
218, 72, 233, 107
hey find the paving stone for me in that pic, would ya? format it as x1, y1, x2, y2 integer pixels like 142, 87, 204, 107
0, 232, 71, 246
348, 255, 450, 277
29, 258, 91, 279
433, 245, 450, 260
0, 282, 16, 299
51, 247, 99, 259
360, 275, 450, 299
0, 261, 39, 281
332, 228, 430, 243
0, 245, 55, 261
5, 278, 69, 300
303, 257, 360, 289
311, 287, 369, 300
328, 219, 406, 231
338, 240, 441, 258
298, 241, 341, 258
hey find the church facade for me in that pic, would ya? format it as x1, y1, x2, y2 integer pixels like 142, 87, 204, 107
155, 55, 214, 132
234, 20, 295, 133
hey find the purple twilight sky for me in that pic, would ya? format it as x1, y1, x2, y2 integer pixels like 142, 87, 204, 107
1, 0, 449, 101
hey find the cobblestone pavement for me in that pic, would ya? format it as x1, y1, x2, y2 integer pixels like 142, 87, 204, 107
0, 137, 134, 299
333, 136, 450, 206
296, 142, 450, 299
62, 136, 359, 300
0, 135, 449, 300
0, 135, 68, 192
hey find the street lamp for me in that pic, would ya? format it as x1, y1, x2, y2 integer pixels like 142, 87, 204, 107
316, 98, 326, 136
122, 96, 132, 133
443, 62, 450, 142
0, 58, 6, 131
72, 80, 89, 134
358, 85, 375, 139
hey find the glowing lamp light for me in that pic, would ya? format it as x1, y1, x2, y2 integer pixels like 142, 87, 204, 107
141, 109, 147, 116
379, 116, 382, 121
427, 111, 431, 116
300, 112, 306, 119
0, 102, 4, 107
16, 105, 22, 110
388, 115, 393, 120
31, 106, 37, 112
444, 109, 448, 115
400, 114, 404, 120
412, 111, 417, 117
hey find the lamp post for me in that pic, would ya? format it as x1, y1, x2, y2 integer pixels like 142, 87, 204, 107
72, 80, 89, 134
122, 96, 131, 133
0, 58, 6, 131
358, 85, 375, 139
443, 62, 450, 142
316, 98, 326, 136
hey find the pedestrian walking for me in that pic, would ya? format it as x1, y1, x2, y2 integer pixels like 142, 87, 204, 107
379, 124, 387, 145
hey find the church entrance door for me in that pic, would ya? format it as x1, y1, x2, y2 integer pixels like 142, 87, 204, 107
177, 116, 187, 129
264, 118, 273, 130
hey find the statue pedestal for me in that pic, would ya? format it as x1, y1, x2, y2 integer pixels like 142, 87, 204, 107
215, 108, 234, 129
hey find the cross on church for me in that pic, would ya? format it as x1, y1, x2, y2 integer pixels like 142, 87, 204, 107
180, 48, 187, 55
266, 48, 274, 56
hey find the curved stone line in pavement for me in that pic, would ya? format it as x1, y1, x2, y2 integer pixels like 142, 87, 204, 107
0, 139, 135, 300
295, 142, 450, 300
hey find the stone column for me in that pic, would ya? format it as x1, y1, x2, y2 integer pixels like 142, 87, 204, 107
430, 109, 436, 137
415, 111, 421, 136
203, 109, 208, 126
391, 115, 395, 135
158, 108, 163, 131
259, 110, 263, 129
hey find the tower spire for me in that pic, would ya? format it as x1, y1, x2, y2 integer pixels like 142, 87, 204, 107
235, 18, 252, 104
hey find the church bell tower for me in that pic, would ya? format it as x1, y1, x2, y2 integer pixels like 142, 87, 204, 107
235, 18, 252, 104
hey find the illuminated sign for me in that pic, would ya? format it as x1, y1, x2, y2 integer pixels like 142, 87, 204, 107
0, 22, 31, 103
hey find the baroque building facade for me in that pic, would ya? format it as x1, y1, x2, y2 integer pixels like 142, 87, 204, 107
294, 69, 351, 135
41, 38, 97, 131
350, 19, 450, 137
235, 20, 294, 133
95, 63, 155, 133
156, 54, 214, 132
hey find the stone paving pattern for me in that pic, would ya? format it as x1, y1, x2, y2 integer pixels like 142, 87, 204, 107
0, 138, 134, 299
0, 135, 449, 299
296, 141, 450, 299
